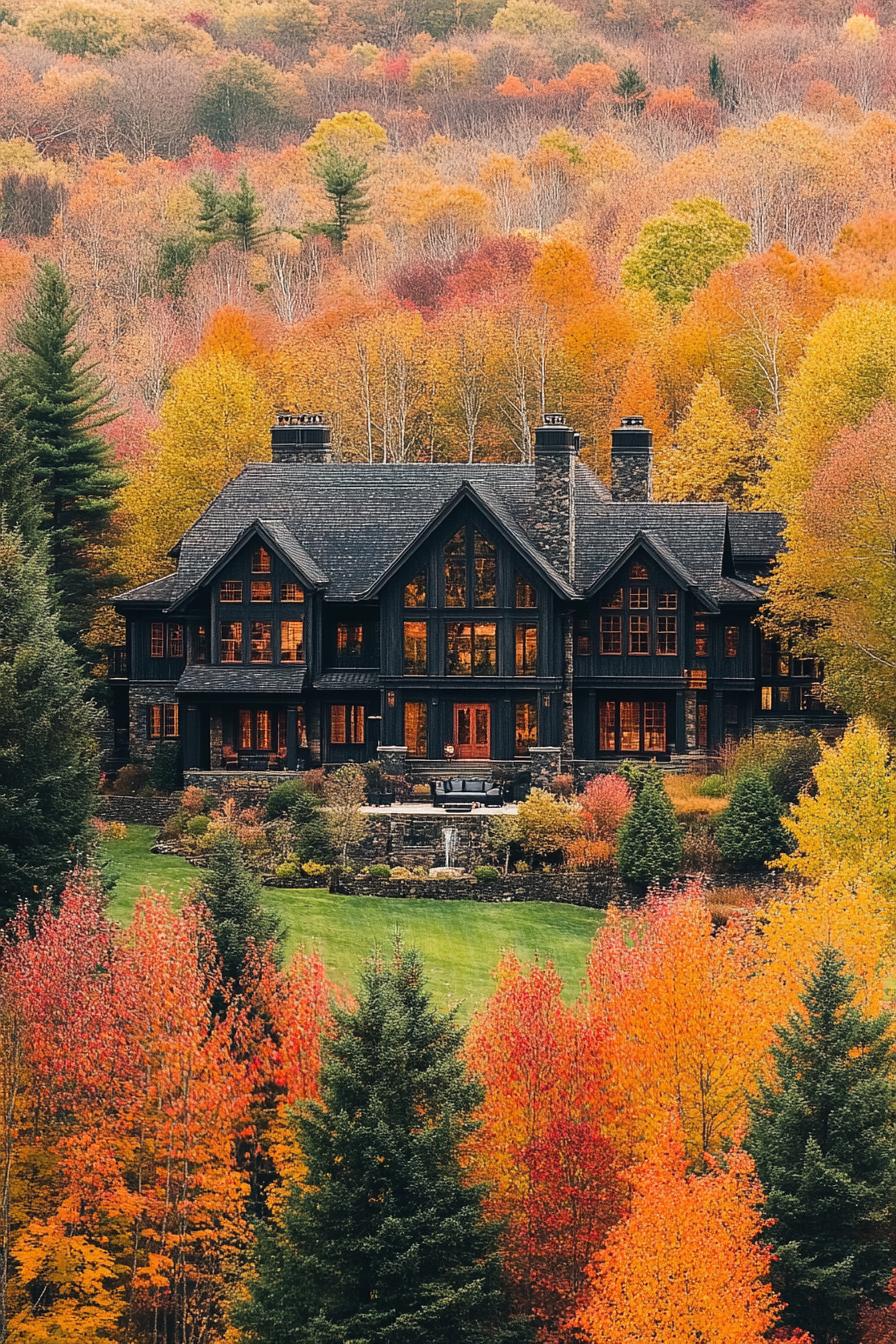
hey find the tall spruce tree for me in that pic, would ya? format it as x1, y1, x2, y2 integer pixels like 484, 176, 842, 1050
311, 146, 370, 252
225, 172, 267, 252
0, 395, 43, 547
716, 769, 788, 871
746, 945, 896, 1344
2, 263, 123, 652
196, 830, 282, 989
237, 944, 529, 1344
0, 519, 98, 910
616, 771, 683, 890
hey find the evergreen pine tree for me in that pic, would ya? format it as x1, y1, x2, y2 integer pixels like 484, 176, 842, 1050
311, 146, 370, 252
237, 944, 529, 1344
746, 946, 896, 1344
2, 263, 123, 652
225, 172, 267, 252
193, 172, 229, 246
196, 830, 282, 988
612, 65, 647, 118
0, 519, 98, 910
616, 772, 683, 890
0, 395, 43, 547
716, 769, 788, 871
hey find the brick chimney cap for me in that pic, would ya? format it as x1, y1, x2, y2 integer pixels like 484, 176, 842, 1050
619, 415, 645, 427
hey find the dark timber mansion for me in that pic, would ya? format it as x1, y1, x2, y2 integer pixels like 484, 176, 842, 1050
112, 412, 837, 777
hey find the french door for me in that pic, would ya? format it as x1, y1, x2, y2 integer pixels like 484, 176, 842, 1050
454, 703, 491, 759
599, 699, 668, 754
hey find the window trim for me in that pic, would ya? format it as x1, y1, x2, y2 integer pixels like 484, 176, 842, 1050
600, 614, 622, 656
403, 619, 428, 676
514, 622, 538, 676
219, 580, 243, 604
150, 622, 165, 658
629, 614, 650, 656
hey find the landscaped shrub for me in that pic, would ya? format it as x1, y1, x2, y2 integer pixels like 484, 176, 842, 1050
515, 787, 581, 867
181, 784, 212, 816
290, 783, 323, 826
149, 741, 182, 794
473, 865, 500, 883
367, 863, 392, 879
107, 763, 150, 795
681, 822, 722, 874
185, 814, 210, 837
664, 772, 728, 821
90, 817, 127, 841
616, 773, 683, 890
299, 767, 327, 796
616, 759, 663, 797
266, 780, 308, 819
301, 860, 330, 882
697, 773, 727, 798
729, 729, 821, 802
294, 814, 334, 865
564, 837, 615, 870
716, 769, 789, 871
160, 809, 188, 839
274, 860, 299, 885
579, 773, 633, 841
548, 772, 576, 798
389, 866, 414, 878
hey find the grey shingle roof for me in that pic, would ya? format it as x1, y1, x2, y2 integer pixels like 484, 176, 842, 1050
114, 573, 177, 604
177, 666, 307, 694
117, 458, 781, 611
314, 670, 381, 690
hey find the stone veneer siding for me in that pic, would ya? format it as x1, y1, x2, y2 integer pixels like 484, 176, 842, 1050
128, 681, 178, 762
610, 451, 652, 503
532, 449, 575, 579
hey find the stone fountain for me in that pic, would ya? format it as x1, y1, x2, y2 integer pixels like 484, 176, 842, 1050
429, 825, 465, 878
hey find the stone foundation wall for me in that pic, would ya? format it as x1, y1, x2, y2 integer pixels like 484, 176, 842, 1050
333, 870, 626, 908
128, 681, 178, 762
96, 794, 182, 826
183, 770, 302, 808
360, 811, 499, 869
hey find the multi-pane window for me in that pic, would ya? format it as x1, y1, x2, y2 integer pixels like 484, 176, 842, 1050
600, 614, 622, 655
240, 707, 273, 752
603, 588, 623, 609
658, 591, 678, 610
599, 700, 617, 752
147, 703, 178, 739
515, 700, 537, 755
193, 625, 208, 663
575, 616, 591, 656
643, 701, 666, 752
167, 624, 184, 658
220, 580, 242, 603
250, 621, 273, 663
515, 576, 537, 608
629, 586, 649, 610
404, 701, 428, 757
725, 625, 740, 658
220, 621, 242, 663
403, 620, 428, 675
473, 533, 496, 606
336, 623, 363, 660
281, 582, 304, 602
656, 614, 677, 655
251, 546, 271, 574
330, 704, 365, 745
629, 615, 650, 655
280, 620, 304, 663
446, 622, 497, 675
694, 617, 709, 658
778, 686, 791, 709
630, 562, 648, 580
514, 624, 538, 674
761, 685, 773, 711
404, 572, 427, 607
150, 622, 165, 658
251, 580, 272, 602
444, 530, 466, 607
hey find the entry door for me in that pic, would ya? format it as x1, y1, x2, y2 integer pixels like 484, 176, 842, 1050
454, 703, 491, 759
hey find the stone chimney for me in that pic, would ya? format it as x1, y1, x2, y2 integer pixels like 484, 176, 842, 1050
271, 412, 332, 463
533, 413, 579, 580
610, 416, 652, 501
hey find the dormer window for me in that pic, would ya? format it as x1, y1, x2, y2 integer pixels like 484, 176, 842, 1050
252, 546, 271, 574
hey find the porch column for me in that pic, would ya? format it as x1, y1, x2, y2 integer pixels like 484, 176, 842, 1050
286, 705, 298, 769
209, 713, 223, 769
674, 690, 687, 754
183, 703, 201, 769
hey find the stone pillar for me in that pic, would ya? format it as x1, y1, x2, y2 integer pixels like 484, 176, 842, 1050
676, 690, 690, 753
286, 705, 298, 769
209, 713, 223, 769
377, 744, 409, 775
529, 744, 562, 783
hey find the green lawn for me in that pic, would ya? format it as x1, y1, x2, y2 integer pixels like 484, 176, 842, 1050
102, 826, 604, 1014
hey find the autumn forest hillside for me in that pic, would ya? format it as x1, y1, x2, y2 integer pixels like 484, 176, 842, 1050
3, 0, 896, 711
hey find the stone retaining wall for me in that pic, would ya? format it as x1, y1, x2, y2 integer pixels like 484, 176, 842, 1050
96, 794, 182, 826
332, 870, 627, 908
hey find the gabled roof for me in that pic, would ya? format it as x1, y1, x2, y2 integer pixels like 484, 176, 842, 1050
583, 529, 719, 611
163, 459, 610, 606
365, 479, 579, 602
167, 517, 328, 612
